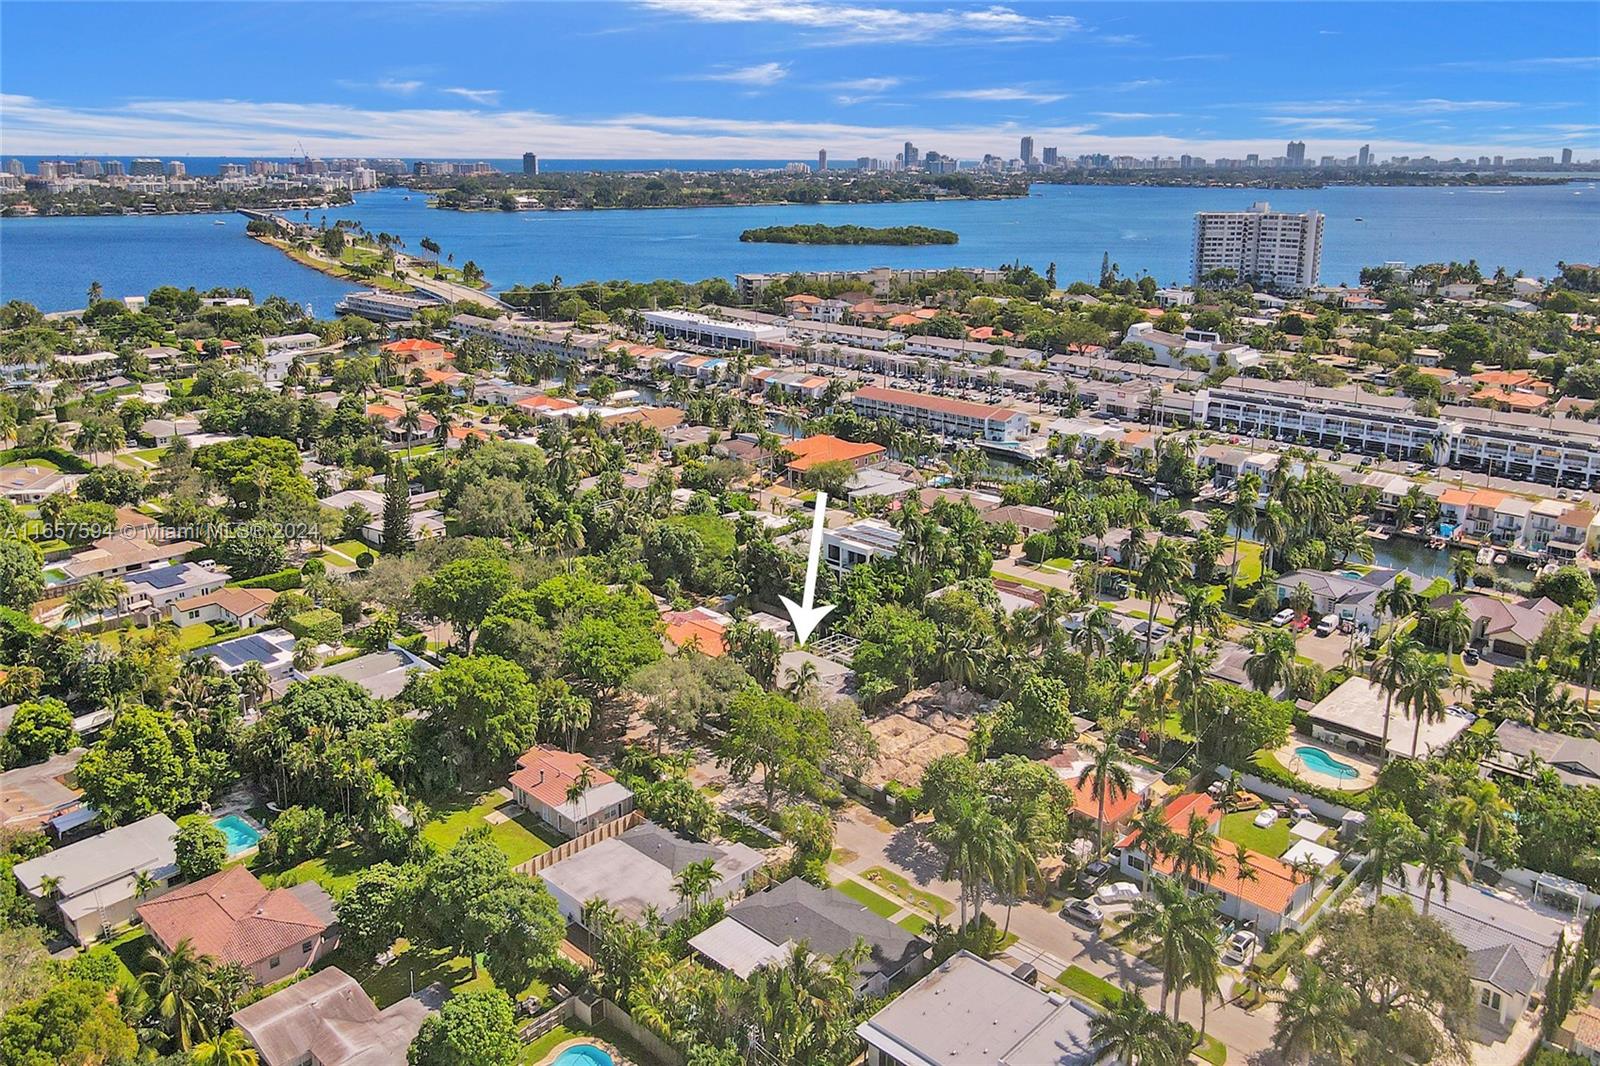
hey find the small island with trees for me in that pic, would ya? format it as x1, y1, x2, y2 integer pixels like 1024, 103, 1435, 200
738, 223, 959, 246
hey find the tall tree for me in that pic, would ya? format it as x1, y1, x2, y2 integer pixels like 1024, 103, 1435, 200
380, 457, 413, 555
1077, 734, 1134, 855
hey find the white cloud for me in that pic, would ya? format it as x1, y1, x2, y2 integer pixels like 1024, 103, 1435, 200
688, 62, 789, 86
635, 0, 1081, 44
1437, 55, 1599, 73
1110, 79, 1165, 92
934, 87, 1066, 105
441, 87, 501, 105
1093, 112, 1182, 120
831, 77, 902, 92
0, 93, 1580, 162
1264, 116, 1375, 133
376, 78, 425, 95
1267, 97, 1519, 116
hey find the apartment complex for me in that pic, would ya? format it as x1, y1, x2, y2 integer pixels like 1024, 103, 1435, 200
1192, 201, 1324, 292
736, 266, 1006, 302
641, 309, 786, 351
851, 385, 1030, 442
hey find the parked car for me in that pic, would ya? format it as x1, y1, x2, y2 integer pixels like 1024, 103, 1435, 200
1095, 882, 1142, 906
1063, 898, 1105, 928
1271, 608, 1295, 627
1463, 647, 1480, 665
1315, 614, 1338, 637
1291, 614, 1311, 632
1223, 930, 1258, 965
1253, 808, 1280, 829
1077, 860, 1112, 893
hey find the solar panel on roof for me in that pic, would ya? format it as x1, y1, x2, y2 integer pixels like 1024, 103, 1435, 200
132, 566, 190, 589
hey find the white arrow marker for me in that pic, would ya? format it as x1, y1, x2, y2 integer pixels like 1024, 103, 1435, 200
780, 490, 836, 645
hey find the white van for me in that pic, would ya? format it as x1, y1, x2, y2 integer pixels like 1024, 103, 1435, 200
1315, 614, 1339, 637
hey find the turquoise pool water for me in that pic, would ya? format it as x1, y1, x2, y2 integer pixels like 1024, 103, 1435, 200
551, 1047, 614, 1066
213, 814, 262, 856
1295, 745, 1360, 780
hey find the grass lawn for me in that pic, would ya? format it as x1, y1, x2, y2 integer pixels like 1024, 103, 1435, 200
1057, 964, 1123, 1007
667, 513, 736, 558
861, 866, 954, 918
832, 877, 903, 919
897, 913, 930, 935
1195, 1032, 1229, 1065
104, 928, 150, 987
255, 840, 376, 898
1217, 810, 1291, 857
322, 937, 547, 1012
132, 447, 167, 463
100, 622, 216, 651
421, 792, 562, 866
1042, 557, 1078, 571
1230, 540, 1264, 586
518, 1019, 662, 1065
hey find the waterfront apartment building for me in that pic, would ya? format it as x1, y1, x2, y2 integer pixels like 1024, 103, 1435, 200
1192, 201, 1324, 292
641, 309, 785, 351
851, 385, 1030, 442
449, 314, 610, 364
522, 153, 539, 175
334, 290, 439, 322
736, 266, 1006, 302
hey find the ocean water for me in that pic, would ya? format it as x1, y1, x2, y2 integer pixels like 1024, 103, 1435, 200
3, 182, 1595, 312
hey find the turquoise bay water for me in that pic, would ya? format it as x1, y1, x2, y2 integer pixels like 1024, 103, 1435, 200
1294, 745, 1360, 780
213, 813, 262, 856
2, 182, 1596, 311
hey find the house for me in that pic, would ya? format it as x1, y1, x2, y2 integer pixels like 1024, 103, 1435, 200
1549, 507, 1597, 560
231, 966, 439, 1066
821, 518, 903, 574
509, 746, 635, 837
381, 337, 452, 372
195, 628, 298, 680
1047, 747, 1155, 837
117, 562, 229, 619
309, 648, 435, 700
169, 586, 279, 629
1484, 720, 1600, 789
1115, 793, 1314, 934
982, 504, 1059, 538
1378, 866, 1565, 1031
662, 605, 731, 657
11, 813, 179, 945
1567, 1002, 1600, 1064
538, 821, 764, 927
0, 748, 84, 830
856, 950, 1099, 1066
1273, 567, 1415, 631
140, 416, 201, 447
137, 865, 337, 984
0, 464, 77, 503
781, 434, 886, 484
1430, 592, 1561, 659
1527, 498, 1570, 553
693, 878, 928, 995
1307, 676, 1472, 759
264, 332, 321, 354
53, 535, 202, 589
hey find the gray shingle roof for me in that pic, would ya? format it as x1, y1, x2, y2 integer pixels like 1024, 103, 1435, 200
729, 878, 926, 986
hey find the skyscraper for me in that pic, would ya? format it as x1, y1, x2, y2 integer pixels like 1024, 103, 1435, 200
1562, 148, 1574, 165
3, 159, 23, 177
522, 152, 539, 175
130, 158, 164, 176
1357, 144, 1371, 168
817, 149, 828, 172
165, 160, 186, 177
1285, 141, 1307, 167
1192, 201, 1324, 293
1020, 136, 1035, 165
1042, 146, 1058, 166
104, 160, 125, 176
903, 141, 918, 169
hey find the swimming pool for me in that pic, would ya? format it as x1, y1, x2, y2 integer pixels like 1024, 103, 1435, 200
550, 1046, 615, 1066
1295, 745, 1360, 781
213, 814, 262, 856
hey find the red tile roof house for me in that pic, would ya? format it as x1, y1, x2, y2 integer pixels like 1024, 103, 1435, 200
1114, 793, 1316, 935
509, 746, 636, 838
136, 866, 338, 984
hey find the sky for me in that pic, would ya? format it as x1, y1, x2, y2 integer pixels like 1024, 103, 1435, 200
1, 1, 1597, 162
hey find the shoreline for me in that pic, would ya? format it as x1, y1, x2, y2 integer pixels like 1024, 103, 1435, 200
420, 191, 1029, 213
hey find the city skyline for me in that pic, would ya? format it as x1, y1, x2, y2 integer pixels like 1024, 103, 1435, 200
1, 1, 1595, 161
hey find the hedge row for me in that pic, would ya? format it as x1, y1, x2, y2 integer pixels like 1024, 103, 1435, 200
230, 569, 303, 591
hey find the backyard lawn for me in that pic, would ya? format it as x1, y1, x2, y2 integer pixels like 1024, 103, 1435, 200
100, 622, 217, 651
321, 937, 548, 1011
254, 840, 375, 898
1217, 810, 1291, 857
421, 792, 563, 866
832, 877, 902, 919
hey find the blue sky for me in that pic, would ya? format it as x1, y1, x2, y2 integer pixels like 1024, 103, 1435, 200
1, 1, 1596, 160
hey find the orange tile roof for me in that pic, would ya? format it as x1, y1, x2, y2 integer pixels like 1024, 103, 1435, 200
853, 385, 1022, 422
421, 368, 465, 385
1469, 490, 1508, 508
1477, 388, 1549, 410
783, 294, 822, 305
515, 394, 579, 413
382, 338, 447, 354
508, 746, 617, 811
137, 866, 327, 969
783, 434, 886, 472
449, 426, 490, 441
1148, 845, 1300, 914
366, 403, 403, 420
663, 612, 728, 656
1439, 488, 1476, 506
967, 326, 1013, 341
178, 587, 277, 617
1067, 775, 1142, 827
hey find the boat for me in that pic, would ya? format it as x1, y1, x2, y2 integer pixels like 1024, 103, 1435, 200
212, 220, 225, 225
1476, 545, 1494, 565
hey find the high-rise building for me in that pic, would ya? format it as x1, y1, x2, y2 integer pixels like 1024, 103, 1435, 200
1192, 201, 1324, 293
165, 160, 187, 177
1562, 148, 1574, 165
817, 149, 827, 172
4, 158, 23, 177
218, 163, 246, 179
1020, 136, 1035, 165
130, 158, 164, 177
75, 158, 102, 178
1478, 156, 1491, 168
1493, 155, 1504, 167
1285, 141, 1307, 167
1357, 144, 1371, 168
902, 141, 918, 168
103, 160, 124, 176
1042, 146, 1058, 166
1245, 153, 1260, 167
522, 152, 539, 175
37, 161, 58, 180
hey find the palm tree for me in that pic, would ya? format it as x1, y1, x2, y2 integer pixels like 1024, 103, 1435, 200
1077, 736, 1134, 855
566, 765, 596, 831
1255, 499, 1290, 573
1126, 875, 1217, 1021
1371, 633, 1421, 762
1578, 625, 1600, 718
1351, 807, 1420, 905
38, 874, 63, 901
932, 798, 1003, 930
1245, 627, 1296, 695
1225, 473, 1262, 609
1088, 990, 1185, 1066
1449, 777, 1509, 882
1232, 843, 1257, 889
1434, 600, 1472, 666
1273, 958, 1356, 1065
673, 857, 718, 908
1400, 653, 1451, 759
1414, 820, 1466, 915
141, 938, 218, 1051
1127, 805, 1177, 898
1139, 538, 1189, 675
191, 1028, 260, 1066
1375, 575, 1419, 652
237, 661, 271, 717
132, 868, 159, 902
1171, 813, 1220, 890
